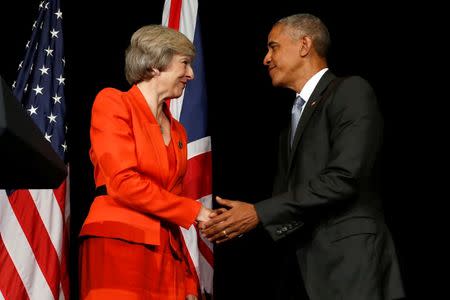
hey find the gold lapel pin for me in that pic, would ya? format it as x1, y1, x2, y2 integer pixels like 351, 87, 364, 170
311, 101, 317, 106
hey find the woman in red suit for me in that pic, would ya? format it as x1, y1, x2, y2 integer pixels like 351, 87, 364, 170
79, 25, 211, 300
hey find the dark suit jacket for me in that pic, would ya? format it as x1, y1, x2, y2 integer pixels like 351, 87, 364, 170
255, 71, 405, 300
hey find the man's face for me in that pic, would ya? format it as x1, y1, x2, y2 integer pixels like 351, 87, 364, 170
263, 24, 303, 89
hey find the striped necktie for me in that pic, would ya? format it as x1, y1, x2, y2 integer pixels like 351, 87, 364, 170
291, 96, 306, 147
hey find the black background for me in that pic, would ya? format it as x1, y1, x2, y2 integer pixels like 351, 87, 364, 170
1, 0, 438, 299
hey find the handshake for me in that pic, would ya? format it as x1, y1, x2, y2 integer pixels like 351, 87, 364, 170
195, 196, 260, 244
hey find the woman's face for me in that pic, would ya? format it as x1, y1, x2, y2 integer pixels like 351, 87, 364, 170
159, 54, 194, 99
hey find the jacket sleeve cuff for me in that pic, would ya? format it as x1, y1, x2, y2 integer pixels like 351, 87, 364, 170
179, 198, 202, 229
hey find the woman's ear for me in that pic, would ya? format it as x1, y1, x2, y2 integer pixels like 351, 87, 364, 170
151, 68, 160, 76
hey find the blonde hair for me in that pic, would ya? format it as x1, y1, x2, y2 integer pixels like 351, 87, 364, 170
125, 25, 195, 85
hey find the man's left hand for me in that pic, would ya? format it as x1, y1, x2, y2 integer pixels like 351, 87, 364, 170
201, 196, 259, 243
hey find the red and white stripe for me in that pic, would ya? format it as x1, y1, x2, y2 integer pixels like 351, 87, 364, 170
0, 180, 70, 300
162, 0, 198, 121
162, 0, 214, 295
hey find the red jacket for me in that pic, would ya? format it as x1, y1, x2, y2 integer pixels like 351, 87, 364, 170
80, 85, 202, 297
81, 84, 201, 242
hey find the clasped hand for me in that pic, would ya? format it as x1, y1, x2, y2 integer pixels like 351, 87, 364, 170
198, 196, 259, 243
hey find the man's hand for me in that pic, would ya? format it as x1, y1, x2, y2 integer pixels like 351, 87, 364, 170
198, 207, 227, 230
201, 196, 259, 243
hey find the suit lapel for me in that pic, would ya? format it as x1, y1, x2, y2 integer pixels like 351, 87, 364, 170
287, 71, 336, 174
164, 104, 187, 191
129, 85, 170, 187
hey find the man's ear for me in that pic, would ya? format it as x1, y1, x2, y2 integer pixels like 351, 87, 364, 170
299, 36, 312, 57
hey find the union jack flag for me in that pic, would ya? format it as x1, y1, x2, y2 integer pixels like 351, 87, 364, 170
0, 0, 70, 299
163, 0, 214, 296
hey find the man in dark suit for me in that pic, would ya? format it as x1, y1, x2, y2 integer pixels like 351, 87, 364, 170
202, 13, 404, 300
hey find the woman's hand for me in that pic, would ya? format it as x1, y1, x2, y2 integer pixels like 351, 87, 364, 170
186, 294, 197, 300
196, 206, 212, 223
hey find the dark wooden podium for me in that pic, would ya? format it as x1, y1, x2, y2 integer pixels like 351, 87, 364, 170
0, 75, 67, 189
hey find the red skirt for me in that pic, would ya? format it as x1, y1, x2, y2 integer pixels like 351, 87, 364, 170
79, 231, 197, 300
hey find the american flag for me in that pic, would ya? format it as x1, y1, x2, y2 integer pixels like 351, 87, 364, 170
0, 1, 70, 299
162, 0, 214, 296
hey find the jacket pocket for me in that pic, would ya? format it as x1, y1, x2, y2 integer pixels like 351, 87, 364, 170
327, 217, 377, 243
